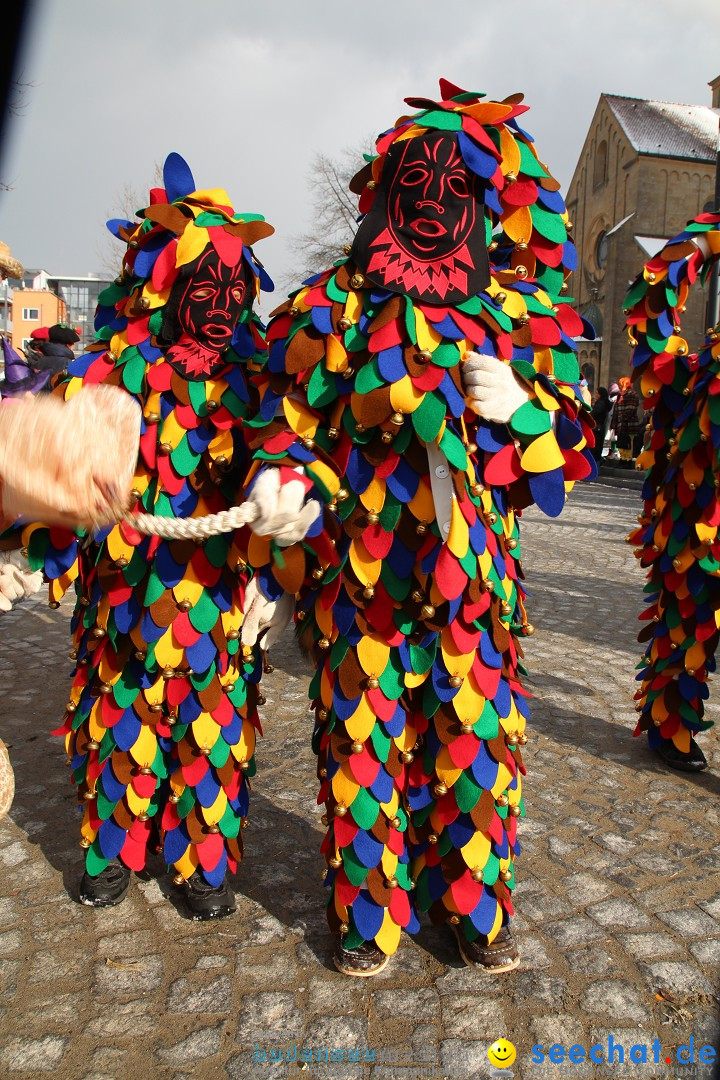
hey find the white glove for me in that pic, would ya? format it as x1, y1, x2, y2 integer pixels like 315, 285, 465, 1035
462, 353, 530, 423
0, 550, 43, 612
240, 576, 295, 649
246, 468, 320, 547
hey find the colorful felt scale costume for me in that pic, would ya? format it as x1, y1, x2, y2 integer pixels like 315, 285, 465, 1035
626, 212, 720, 773
246, 81, 596, 968
14, 153, 276, 911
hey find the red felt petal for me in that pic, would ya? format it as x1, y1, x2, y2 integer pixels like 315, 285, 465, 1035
450, 871, 483, 915
120, 830, 150, 871
366, 688, 398, 722
434, 544, 468, 601
333, 816, 359, 848
335, 869, 361, 907
132, 773, 157, 798
447, 733, 481, 769
152, 240, 179, 291
484, 443, 524, 486
181, 755, 210, 787
529, 316, 561, 347
196, 831, 224, 870
389, 885, 411, 926
209, 225, 244, 268
348, 750, 381, 786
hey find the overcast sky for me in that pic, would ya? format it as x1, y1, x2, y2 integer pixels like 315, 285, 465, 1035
1, 0, 719, 312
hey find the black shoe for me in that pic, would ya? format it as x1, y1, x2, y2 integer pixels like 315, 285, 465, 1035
333, 935, 390, 977
453, 923, 520, 973
654, 739, 708, 773
79, 860, 131, 907
179, 871, 236, 921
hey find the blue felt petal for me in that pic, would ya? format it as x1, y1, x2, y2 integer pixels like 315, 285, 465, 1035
185, 634, 218, 674
468, 885, 500, 935
195, 767, 221, 808
470, 742, 500, 789
97, 818, 128, 860
377, 346, 407, 383
200, 852, 227, 887
369, 768, 394, 803
163, 152, 196, 203
352, 890, 385, 941
382, 706, 406, 737
528, 468, 566, 518
112, 711, 142, 752
178, 691, 203, 724
311, 306, 333, 335
106, 218, 134, 238
99, 763, 126, 804
480, 630, 502, 669
493, 677, 512, 719
163, 821, 191, 864
353, 830, 384, 869
458, 131, 500, 180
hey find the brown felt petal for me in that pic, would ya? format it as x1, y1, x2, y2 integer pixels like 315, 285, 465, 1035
334, 264, 354, 292
353, 386, 393, 428
225, 220, 275, 245
177, 739, 198, 767
113, 800, 135, 832
440, 848, 470, 883
150, 593, 179, 628
349, 163, 373, 196
490, 603, 511, 655
184, 807, 208, 845
368, 296, 403, 333
428, 898, 450, 925
198, 680, 222, 714
511, 325, 533, 349
330, 731, 352, 762
366, 868, 392, 908
363, 438, 392, 469
110, 751, 136, 785
273, 544, 306, 595
286, 328, 326, 375
216, 757, 237, 787
143, 204, 191, 235
371, 814, 391, 845
338, 649, 366, 700
396, 512, 426, 553
470, 790, 496, 832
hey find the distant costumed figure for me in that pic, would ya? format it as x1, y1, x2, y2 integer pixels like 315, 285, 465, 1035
627, 211, 720, 773
1, 153, 285, 917
245, 81, 596, 975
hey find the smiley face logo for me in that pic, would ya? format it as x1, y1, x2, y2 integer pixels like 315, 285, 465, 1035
487, 1039, 517, 1069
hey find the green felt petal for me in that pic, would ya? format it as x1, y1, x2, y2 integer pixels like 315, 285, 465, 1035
510, 399, 552, 437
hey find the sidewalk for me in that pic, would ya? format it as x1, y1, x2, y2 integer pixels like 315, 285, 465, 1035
0, 483, 717, 1080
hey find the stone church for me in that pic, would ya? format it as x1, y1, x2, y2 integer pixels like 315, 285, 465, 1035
566, 79, 719, 390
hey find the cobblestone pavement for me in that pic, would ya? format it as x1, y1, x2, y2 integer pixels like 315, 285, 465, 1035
0, 480, 718, 1080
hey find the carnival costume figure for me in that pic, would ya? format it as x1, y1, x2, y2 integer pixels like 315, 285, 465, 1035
243, 81, 596, 974
0, 152, 300, 918
627, 211, 720, 774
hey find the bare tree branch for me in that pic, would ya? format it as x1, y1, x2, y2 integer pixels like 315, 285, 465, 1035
285, 140, 375, 291
95, 163, 164, 276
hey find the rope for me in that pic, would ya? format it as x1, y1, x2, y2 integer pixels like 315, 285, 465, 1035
126, 501, 258, 540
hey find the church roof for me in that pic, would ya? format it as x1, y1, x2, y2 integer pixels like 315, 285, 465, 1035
605, 94, 718, 162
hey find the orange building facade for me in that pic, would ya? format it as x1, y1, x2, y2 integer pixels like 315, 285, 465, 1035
11, 289, 66, 351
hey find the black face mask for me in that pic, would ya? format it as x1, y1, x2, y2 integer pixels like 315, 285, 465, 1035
350, 131, 490, 305
161, 248, 252, 379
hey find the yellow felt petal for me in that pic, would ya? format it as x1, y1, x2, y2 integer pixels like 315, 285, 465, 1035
414, 308, 443, 352
155, 631, 184, 669
349, 540, 382, 583
461, 830, 491, 869
407, 477, 435, 525
307, 460, 341, 497
208, 428, 234, 460
492, 763, 514, 798
283, 396, 317, 437
192, 714, 219, 753
326, 335, 348, 372
404, 669, 430, 689
316, 604, 334, 638
62, 376, 86, 402
389, 376, 425, 414
696, 522, 717, 544
332, 764, 360, 808
450, 672, 486, 723
174, 849, 199, 878
106, 526, 134, 564
375, 911, 402, 955
440, 638, 474, 679
499, 128, 521, 177
379, 789, 399, 817
503, 205, 533, 244
345, 697, 378, 743
144, 676, 165, 707
520, 430, 566, 473
126, 787, 150, 816
393, 727, 417, 753
357, 635, 390, 676
534, 381, 560, 409
489, 288, 525, 320
230, 724, 255, 761
248, 532, 271, 568
359, 475, 386, 512
140, 282, 171, 309
487, 904, 504, 944
381, 849, 398, 877
176, 225, 210, 267
343, 292, 363, 323
446, 499, 469, 558
172, 573, 205, 607
88, 710, 106, 744
201, 788, 227, 825
463, 101, 514, 124
130, 726, 159, 769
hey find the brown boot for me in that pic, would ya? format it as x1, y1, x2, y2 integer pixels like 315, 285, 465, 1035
454, 924, 520, 973
333, 935, 390, 977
